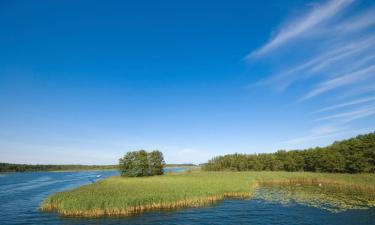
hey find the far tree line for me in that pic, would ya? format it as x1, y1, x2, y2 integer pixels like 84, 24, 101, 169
119, 150, 165, 177
0, 162, 189, 173
202, 132, 375, 173
0, 164, 117, 172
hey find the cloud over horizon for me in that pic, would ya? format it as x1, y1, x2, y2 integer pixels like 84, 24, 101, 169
247, 0, 375, 146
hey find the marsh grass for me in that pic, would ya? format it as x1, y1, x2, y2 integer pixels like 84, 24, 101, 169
41, 171, 375, 217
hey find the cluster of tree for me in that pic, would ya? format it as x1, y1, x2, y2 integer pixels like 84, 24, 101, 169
0, 163, 117, 172
202, 132, 375, 173
119, 150, 165, 177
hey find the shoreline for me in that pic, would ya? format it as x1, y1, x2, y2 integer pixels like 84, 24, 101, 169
0, 166, 195, 173
41, 191, 253, 217
40, 171, 375, 218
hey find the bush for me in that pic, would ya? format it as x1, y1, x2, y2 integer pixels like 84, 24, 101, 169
119, 150, 165, 177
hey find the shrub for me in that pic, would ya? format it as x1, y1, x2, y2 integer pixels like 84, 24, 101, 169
119, 150, 165, 177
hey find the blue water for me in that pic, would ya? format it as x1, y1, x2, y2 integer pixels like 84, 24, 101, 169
0, 171, 374, 225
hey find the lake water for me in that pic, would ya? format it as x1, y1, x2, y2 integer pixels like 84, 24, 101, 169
0, 171, 374, 225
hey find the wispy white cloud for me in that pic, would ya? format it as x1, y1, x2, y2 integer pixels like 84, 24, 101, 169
259, 34, 375, 91
310, 124, 346, 135
247, 0, 375, 148
314, 96, 375, 113
284, 132, 341, 145
249, 0, 375, 95
247, 0, 354, 58
300, 65, 375, 101
314, 106, 375, 122
335, 6, 375, 33
338, 84, 375, 99
284, 124, 347, 145
283, 126, 372, 145
264, 36, 375, 91
307, 37, 375, 75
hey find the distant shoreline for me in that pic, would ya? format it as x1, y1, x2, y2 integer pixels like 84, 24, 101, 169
0, 163, 197, 173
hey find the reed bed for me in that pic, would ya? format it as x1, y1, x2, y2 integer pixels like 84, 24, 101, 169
41, 171, 375, 217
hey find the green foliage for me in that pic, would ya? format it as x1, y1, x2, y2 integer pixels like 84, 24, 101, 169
119, 150, 165, 177
203, 132, 375, 173
148, 150, 165, 175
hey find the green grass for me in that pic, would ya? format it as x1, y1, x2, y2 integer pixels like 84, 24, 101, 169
41, 171, 375, 217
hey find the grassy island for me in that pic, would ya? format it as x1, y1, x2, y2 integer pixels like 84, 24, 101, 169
41, 134, 375, 217
41, 171, 375, 217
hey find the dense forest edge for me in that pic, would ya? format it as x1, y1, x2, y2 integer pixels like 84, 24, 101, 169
203, 132, 375, 173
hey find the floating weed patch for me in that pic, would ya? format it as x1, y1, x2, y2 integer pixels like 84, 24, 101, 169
254, 184, 375, 212
40, 171, 375, 217
254, 173, 375, 212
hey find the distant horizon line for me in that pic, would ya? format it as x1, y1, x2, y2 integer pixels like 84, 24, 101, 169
2, 131, 373, 166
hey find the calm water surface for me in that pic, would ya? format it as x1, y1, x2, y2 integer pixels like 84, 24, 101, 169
0, 171, 374, 225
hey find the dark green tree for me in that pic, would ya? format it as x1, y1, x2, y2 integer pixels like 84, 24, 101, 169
119, 150, 165, 177
148, 150, 165, 175
119, 151, 137, 176
202, 132, 375, 173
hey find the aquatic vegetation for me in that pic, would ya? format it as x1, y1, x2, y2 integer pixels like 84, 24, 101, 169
255, 185, 375, 212
41, 171, 375, 217
251, 173, 375, 212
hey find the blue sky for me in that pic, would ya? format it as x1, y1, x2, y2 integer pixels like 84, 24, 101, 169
0, 0, 374, 165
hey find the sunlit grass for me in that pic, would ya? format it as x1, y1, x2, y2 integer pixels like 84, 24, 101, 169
41, 171, 375, 217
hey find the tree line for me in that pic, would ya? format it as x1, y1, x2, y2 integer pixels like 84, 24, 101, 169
119, 150, 165, 177
202, 132, 375, 173
0, 163, 117, 172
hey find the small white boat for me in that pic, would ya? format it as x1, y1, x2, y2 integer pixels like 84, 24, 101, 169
89, 175, 102, 183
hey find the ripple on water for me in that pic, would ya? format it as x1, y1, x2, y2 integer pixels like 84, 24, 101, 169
1, 172, 374, 225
